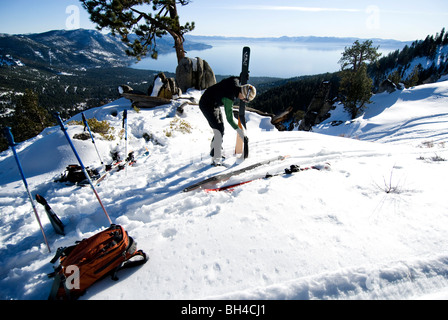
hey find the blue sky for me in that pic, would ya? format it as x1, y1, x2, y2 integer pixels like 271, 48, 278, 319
1, 0, 447, 41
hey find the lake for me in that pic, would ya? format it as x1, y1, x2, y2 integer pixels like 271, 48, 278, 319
132, 38, 408, 79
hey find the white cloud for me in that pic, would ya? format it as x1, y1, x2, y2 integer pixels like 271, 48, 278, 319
232, 5, 361, 13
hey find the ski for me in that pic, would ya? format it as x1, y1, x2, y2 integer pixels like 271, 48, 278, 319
183, 155, 287, 193
96, 149, 150, 185
96, 156, 131, 185
95, 160, 123, 185
239, 46, 250, 128
204, 163, 331, 192
235, 46, 251, 158
35, 194, 65, 236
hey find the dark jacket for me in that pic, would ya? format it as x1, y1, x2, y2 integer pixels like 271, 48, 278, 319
199, 77, 241, 109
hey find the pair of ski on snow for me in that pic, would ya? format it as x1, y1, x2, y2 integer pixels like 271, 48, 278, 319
183, 155, 331, 193
69, 110, 149, 186
95, 148, 149, 185
86, 109, 148, 185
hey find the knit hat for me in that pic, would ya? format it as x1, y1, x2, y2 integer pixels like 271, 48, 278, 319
241, 84, 257, 102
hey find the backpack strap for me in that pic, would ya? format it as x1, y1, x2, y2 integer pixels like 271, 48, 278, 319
112, 237, 148, 281
50, 247, 67, 264
123, 250, 148, 269
48, 273, 73, 300
111, 248, 148, 281
49, 244, 77, 264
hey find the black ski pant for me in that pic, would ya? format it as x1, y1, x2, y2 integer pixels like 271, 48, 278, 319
199, 101, 225, 160
199, 103, 225, 137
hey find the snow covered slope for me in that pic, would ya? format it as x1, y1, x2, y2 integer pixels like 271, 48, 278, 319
314, 76, 448, 146
1, 81, 448, 300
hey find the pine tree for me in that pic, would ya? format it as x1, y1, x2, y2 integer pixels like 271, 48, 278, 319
339, 40, 380, 119
80, 0, 195, 63
340, 65, 373, 119
406, 65, 421, 88
11, 89, 52, 143
339, 40, 381, 72
388, 70, 402, 86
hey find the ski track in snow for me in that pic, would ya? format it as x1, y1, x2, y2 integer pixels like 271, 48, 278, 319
1, 82, 448, 300
209, 253, 448, 300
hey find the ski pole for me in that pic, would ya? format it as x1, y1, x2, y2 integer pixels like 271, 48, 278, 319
2, 127, 51, 253
123, 110, 128, 176
54, 113, 112, 225
82, 113, 105, 171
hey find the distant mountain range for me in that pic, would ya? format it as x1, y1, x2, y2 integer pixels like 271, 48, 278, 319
0, 29, 211, 69
186, 35, 411, 49
0, 29, 411, 70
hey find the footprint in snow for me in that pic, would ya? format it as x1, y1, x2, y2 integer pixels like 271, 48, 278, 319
162, 228, 177, 239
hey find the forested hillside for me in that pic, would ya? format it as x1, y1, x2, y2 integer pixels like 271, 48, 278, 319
369, 28, 448, 88
250, 72, 341, 115
0, 67, 167, 151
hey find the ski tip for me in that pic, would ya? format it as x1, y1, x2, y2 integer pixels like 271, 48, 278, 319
319, 162, 331, 170
311, 163, 332, 171
277, 155, 290, 161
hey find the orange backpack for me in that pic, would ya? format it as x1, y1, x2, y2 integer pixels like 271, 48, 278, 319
48, 224, 147, 300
